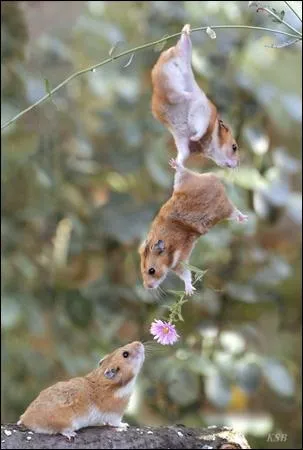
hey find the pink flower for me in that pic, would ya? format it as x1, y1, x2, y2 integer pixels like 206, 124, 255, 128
150, 320, 180, 345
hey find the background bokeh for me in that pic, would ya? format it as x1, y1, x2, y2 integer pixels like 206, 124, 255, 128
1, 1, 302, 448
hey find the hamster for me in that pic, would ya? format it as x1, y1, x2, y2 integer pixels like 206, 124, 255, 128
151, 24, 239, 168
17, 341, 145, 440
139, 159, 247, 295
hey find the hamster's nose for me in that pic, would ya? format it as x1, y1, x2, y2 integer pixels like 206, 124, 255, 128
226, 161, 237, 169
133, 342, 145, 355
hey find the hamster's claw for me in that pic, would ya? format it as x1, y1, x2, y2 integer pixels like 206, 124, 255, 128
185, 285, 196, 296
230, 209, 248, 224
61, 430, 77, 441
182, 24, 191, 35
169, 158, 183, 171
116, 422, 129, 432
236, 211, 248, 223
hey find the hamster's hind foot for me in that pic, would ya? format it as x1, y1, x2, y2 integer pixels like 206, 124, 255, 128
169, 158, 183, 171
182, 24, 191, 35
230, 209, 248, 223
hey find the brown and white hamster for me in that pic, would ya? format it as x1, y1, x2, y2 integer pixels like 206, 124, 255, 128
151, 24, 239, 168
139, 159, 247, 295
18, 341, 145, 440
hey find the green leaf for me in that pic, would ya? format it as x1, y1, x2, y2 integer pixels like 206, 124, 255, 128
44, 78, 52, 97
109, 40, 124, 58
182, 262, 208, 276
166, 290, 186, 296
44, 78, 57, 109
123, 53, 134, 68
177, 312, 184, 322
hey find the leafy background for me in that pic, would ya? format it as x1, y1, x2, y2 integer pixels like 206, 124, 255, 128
1, 1, 302, 448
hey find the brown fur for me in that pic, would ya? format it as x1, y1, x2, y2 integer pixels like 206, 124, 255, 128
18, 341, 144, 435
151, 25, 239, 168
140, 166, 237, 289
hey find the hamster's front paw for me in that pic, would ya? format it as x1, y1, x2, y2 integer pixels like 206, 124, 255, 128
61, 430, 77, 441
185, 285, 196, 296
116, 422, 129, 432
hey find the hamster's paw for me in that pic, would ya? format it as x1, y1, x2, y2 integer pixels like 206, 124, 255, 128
230, 209, 248, 224
169, 158, 183, 171
236, 211, 248, 223
185, 285, 196, 296
61, 430, 77, 441
182, 24, 191, 35
116, 422, 129, 432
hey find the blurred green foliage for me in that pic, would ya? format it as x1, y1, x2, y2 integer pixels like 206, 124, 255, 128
1, 2, 302, 449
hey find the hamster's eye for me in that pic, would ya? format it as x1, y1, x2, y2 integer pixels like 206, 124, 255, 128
232, 144, 238, 152
123, 351, 129, 358
148, 268, 155, 275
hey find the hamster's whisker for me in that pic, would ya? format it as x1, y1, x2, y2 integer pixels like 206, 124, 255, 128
158, 286, 167, 297
146, 287, 160, 301
155, 288, 163, 301
143, 341, 169, 355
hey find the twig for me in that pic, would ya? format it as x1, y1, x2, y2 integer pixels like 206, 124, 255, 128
1, 24, 301, 131
284, 1, 302, 22
265, 37, 301, 48
251, 2, 302, 35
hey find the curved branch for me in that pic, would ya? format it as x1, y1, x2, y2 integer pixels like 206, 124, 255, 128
1, 24, 301, 131
256, 5, 302, 36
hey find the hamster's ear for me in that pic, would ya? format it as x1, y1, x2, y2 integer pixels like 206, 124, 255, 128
139, 239, 149, 257
218, 119, 229, 132
104, 368, 118, 380
153, 239, 165, 254
98, 355, 108, 366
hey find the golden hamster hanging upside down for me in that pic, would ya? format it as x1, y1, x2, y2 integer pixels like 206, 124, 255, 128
18, 342, 145, 440
139, 159, 247, 295
151, 24, 239, 168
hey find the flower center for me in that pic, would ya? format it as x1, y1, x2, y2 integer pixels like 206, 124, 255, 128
163, 327, 169, 334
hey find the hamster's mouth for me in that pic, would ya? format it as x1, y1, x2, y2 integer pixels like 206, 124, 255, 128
214, 158, 238, 169
224, 161, 238, 169
132, 344, 145, 371
145, 275, 167, 290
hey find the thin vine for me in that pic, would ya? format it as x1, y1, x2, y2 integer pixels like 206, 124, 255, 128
1, 0, 302, 130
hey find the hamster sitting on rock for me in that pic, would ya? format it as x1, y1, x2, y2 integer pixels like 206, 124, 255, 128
18, 341, 145, 440
139, 159, 247, 295
151, 24, 239, 168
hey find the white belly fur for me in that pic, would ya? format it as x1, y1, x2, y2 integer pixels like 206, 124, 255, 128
72, 407, 122, 430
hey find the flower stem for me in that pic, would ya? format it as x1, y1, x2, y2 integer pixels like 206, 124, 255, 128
1, 24, 301, 131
